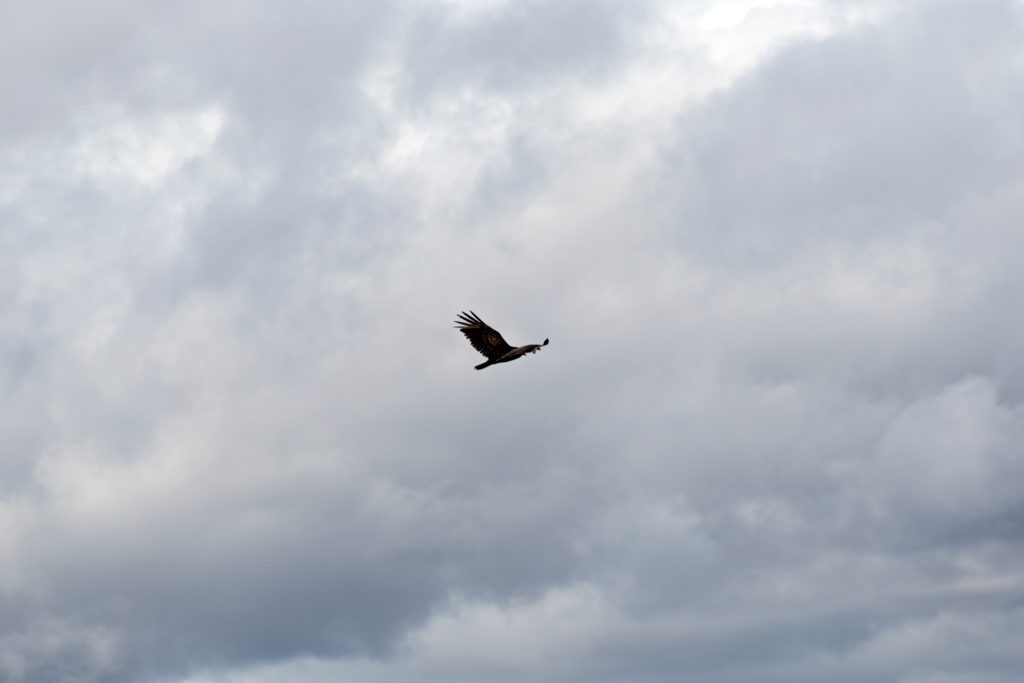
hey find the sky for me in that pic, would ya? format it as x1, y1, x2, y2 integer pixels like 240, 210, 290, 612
3, 0, 1024, 681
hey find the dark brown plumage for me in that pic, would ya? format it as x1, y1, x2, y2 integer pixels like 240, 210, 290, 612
454, 311, 549, 370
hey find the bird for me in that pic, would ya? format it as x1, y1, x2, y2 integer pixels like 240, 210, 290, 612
454, 311, 549, 370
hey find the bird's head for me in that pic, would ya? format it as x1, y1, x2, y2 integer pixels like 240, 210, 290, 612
542, 338, 549, 346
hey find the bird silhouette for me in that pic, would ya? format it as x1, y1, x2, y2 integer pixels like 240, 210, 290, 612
454, 311, 548, 370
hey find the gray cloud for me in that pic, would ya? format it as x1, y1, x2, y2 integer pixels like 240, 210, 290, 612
3, 0, 1024, 682
662, 0, 1024, 264
400, 0, 653, 96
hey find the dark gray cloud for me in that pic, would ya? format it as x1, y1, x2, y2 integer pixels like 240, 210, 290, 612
3, 1, 1024, 682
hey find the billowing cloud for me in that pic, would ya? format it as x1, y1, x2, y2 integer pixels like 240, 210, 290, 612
3, 1, 1024, 682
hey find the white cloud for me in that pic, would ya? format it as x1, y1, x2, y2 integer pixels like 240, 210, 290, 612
70, 105, 226, 187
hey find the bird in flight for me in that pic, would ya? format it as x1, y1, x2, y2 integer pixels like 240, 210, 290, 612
455, 311, 549, 370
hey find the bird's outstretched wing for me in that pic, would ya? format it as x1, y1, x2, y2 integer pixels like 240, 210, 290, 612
454, 311, 514, 360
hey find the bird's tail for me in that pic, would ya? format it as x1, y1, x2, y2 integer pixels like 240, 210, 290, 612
475, 360, 492, 370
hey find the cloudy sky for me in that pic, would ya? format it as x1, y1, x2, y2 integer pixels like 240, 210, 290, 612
4, 0, 1024, 681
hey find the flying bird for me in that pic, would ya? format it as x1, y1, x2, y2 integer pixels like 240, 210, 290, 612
455, 311, 549, 370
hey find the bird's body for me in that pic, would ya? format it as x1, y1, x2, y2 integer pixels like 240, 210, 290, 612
454, 311, 548, 370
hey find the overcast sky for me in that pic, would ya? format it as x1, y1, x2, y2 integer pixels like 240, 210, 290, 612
3, 0, 1024, 681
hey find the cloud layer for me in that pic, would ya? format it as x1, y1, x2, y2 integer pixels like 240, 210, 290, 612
4, 1, 1024, 681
